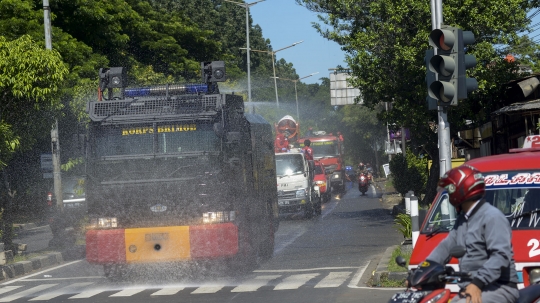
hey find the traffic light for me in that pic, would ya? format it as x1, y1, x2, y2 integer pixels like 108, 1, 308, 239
428, 26, 478, 106
201, 61, 226, 83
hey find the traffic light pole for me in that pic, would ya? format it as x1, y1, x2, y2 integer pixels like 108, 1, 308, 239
43, 0, 63, 210
431, 0, 452, 177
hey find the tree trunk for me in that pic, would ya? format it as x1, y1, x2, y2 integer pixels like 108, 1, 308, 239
1, 169, 16, 252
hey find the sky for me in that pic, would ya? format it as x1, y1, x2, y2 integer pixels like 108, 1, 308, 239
248, 0, 347, 84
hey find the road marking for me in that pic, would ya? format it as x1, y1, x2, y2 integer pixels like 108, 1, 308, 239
68, 289, 104, 299
1, 260, 83, 285
254, 267, 356, 273
231, 275, 281, 292
273, 227, 307, 254
29, 283, 93, 301
274, 273, 319, 290
191, 286, 224, 294
348, 260, 406, 290
151, 287, 185, 296
348, 260, 370, 288
109, 288, 146, 297
321, 200, 340, 219
23, 277, 103, 281
0, 284, 57, 302
314, 272, 351, 288
0, 286, 22, 296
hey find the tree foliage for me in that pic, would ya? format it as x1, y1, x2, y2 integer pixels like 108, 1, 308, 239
389, 149, 428, 198
297, 0, 538, 202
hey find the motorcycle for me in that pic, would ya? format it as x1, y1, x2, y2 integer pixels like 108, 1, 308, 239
389, 246, 540, 303
358, 172, 369, 195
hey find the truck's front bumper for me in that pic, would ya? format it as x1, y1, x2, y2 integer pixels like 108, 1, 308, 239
277, 197, 308, 213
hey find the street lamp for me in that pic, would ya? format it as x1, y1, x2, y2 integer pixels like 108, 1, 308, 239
225, 0, 265, 111
245, 40, 304, 108
273, 72, 318, 124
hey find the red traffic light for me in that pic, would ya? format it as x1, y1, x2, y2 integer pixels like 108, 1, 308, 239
429, 29, 456, 51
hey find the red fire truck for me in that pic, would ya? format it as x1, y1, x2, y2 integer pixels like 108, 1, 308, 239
299, 131, 345, 192
410, 135, 540, 292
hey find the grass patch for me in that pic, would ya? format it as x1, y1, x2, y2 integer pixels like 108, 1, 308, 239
379, 273, 406, 287
387, 246, 412, 272
9, 251, 54, 264
385, 177, 394, 189
368, 272, 407, 288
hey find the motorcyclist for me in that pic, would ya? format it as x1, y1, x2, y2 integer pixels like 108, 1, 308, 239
424, 165, 519, 303
301, 139, 314, 160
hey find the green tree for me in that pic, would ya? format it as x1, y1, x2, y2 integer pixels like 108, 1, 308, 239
0, 35, 68, 251
297, 0, 537, 203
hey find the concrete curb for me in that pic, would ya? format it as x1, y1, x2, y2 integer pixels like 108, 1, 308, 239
371, 245, 408, 285
0, 246, 85, 281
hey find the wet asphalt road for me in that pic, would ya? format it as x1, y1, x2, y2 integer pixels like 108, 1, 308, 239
1, 182, 402, 303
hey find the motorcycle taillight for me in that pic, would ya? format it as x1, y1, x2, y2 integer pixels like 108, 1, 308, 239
47, 192, 53, 206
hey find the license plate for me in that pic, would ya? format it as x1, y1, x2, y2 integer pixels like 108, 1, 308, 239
390, 291, 428, 303
278, 201, 290, 205
145, 233, 169, 242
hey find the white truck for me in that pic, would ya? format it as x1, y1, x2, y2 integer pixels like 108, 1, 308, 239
275, 151, 321, 218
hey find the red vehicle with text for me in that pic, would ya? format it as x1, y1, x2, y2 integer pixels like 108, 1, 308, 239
300, 131, 345, 192
410, 135, 540, 293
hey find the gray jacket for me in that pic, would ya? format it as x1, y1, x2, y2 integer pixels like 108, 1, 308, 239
427, 200, 519, 289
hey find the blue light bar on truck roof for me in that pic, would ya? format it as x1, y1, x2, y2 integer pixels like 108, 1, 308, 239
124, 84, 208, 98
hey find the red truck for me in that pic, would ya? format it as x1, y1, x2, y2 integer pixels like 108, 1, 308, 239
299, 131, 345, 192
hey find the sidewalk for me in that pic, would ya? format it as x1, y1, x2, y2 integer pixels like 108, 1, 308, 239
371, 178, 408, 286
0, 223, 85, 281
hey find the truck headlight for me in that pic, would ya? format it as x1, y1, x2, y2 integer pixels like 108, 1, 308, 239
203, 211, 236, 224
89, 217, 118, 229
296, 188, 307, 198
315, 181, 326, 186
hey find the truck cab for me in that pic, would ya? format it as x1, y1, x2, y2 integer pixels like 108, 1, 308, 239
275, 151, 321, 218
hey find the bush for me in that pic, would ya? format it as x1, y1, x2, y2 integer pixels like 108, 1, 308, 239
394, 213, 412, 239
389, 149, 428, 196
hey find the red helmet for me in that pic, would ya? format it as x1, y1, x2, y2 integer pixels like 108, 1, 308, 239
438, 165, 485, 208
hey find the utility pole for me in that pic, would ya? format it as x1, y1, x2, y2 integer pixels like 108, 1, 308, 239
431, 0, 452, 177
44, 0, 63, 210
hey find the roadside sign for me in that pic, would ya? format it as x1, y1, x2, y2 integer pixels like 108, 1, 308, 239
41, 153, 53, 170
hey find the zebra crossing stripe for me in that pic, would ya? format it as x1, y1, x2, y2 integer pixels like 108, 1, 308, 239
0, 284, 57, 302
191, 286, 224, 294
150, 287, 185, 296
0, 286, 22, 296
68, 289, 105, 299
231, 275, 282, 292
314, 272, 351, 288
29, 283, 94, 301
109, 288, 146, 297
274, 273, 319, 290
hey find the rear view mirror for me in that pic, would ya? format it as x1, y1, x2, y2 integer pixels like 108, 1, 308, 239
395, 256, 407, 268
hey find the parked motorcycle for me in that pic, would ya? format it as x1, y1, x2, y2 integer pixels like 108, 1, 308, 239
388, 246, 540, 303
358, 172, 369, 195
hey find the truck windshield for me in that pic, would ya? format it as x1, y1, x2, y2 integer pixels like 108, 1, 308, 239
423, 182, 540, 233
310, 141, 338, 157
93, 122, 219, 157
276, 154, 304, 177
